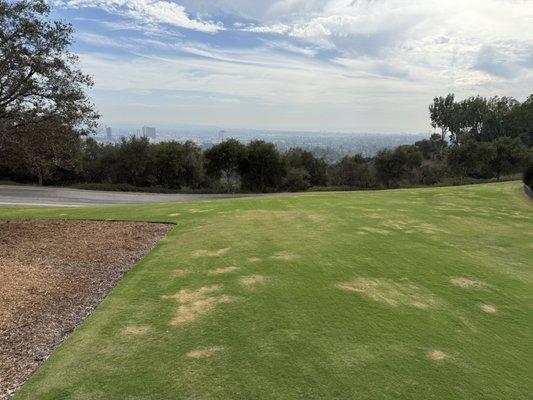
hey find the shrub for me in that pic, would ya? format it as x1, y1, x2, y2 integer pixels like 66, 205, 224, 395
524, 163, 533, 188
282, 168, 311, 192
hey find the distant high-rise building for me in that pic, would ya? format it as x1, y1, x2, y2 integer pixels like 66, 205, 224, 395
142, 126, 156, 139
106, 127, 113, 140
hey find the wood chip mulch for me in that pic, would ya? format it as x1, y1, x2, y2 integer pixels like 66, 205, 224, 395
0, 219, 173, 399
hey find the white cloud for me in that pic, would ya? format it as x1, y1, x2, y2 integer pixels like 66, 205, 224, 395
58, 0, 224, 32
59, 0, 533, 131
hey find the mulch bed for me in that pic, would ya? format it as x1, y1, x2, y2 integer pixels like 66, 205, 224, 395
0, 220, 173, 399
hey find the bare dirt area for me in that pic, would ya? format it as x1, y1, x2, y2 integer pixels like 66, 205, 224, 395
0, 220, 172, 399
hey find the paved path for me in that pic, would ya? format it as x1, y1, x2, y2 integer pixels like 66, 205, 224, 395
0, 185, 258, 206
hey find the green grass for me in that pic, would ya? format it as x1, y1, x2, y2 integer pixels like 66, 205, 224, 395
2, 181, 532, 399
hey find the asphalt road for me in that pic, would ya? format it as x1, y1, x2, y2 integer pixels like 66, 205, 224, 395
0, 184, 257, 206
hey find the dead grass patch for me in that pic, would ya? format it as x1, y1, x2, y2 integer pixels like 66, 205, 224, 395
208, 266, 238, 275
338, 278, 439, 309
451, 277, 486, 288
429, 350, 448, 361
239, 275, 266, 289
480, 304, 497, 313
186, 346, 223, 359
248, 257, 261, 263
415, 223, 448, 234
123, 325, 151, 335
174, 269, 189, 277
359, 227, 391, 235
168, 213, 180, 217
164, 285, 236, 325
240, 210, 297, 222
193, 247, 230, 257
307, 214, 324, 223
188, 209, 212, 214
269, 251, 299, 261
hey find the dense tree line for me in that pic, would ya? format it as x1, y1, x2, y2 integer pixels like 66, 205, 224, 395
2, 93, 531, 191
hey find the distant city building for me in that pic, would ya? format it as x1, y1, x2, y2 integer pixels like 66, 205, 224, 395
142, 126, 156, 139
105, 127, 113, 140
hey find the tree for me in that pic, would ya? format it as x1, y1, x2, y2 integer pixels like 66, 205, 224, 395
282, 167, 310, 192
112, 137, 154, 187
415, 133, 447, 160
204, 139, 246, 190
331, 155, 375, 188
0, 0, 98, 138
284, 148, 327, 186
447, 140, 496, 179
508, 95, 533, 147
490, 137, 529, 180
154, 141, 204, 189
239, 140, 285, 192
429, 94, 457, 150
2, 116, 81, 184
374, 145, 423, 187
524, 162, 533, 188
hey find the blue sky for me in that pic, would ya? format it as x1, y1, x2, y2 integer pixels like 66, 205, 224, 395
52, 0, 533, 132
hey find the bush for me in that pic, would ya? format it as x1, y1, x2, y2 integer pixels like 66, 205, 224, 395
282, 168, 311, 192
524, 163, 533, 188
418, 162, 446, 185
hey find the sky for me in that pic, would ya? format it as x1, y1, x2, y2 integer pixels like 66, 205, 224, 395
52, 0, 533, 133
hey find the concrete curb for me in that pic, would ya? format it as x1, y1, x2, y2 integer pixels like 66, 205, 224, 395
524, 184, 533, 199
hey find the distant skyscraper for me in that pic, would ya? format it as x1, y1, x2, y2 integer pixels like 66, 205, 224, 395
142, 126, 156, 139
106, 127, 113, 140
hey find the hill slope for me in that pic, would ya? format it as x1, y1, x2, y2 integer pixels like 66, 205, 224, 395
2, 181, 532, 399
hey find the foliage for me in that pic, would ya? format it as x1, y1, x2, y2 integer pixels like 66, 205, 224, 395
283, 148, 327, 186
329, 154, 376, 188
524, 162, 533, 188
1, 117, 81, 185
282, 167, 311, 192
490, 137, 529, 180
373, 145, 423, 187
204, 139, 246, 191
238, 140, 285, 192
429, 93, 532, 146
415, 133, 447, 160
0, 0, 98, 137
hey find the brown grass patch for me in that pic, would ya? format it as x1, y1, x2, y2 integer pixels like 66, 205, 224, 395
240, 210, 297, 221
307, 214, 325, 223
123, 325, 151, 335
168, 213, 180, 217
239, 275, 266, 289
0, 219, 171, 400
188, 209, 213, 214
248, 257, 261, 263
480, 304, 497, 313
208, 266, 239, 275
359, 227, 391, 235
174, 268, 189, 277
429, 350, 448, 361
338, 278, 439, 309
415, 223, 447, 234
186, 346, 223, 359
269, 251, 299, 261
164, 285, 236, 325
451, 277, 486, 288
193, 247, 230, 257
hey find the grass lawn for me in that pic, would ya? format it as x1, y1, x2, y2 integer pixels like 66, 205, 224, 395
1, 181, 532, 399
